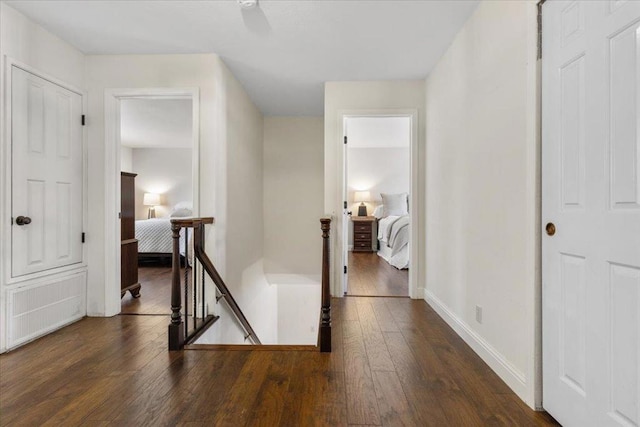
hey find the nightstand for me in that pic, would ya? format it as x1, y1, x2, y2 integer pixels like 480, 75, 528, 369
352, 216, 376, 252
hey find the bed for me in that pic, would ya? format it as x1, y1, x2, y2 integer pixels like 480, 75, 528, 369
373, 193, 410, 270
377, 215, 410, 269
135, 218, 191, 264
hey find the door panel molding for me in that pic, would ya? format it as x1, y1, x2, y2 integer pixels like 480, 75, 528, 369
542, 1, 640, 425
1, 57, 88, 353
2, 57, 88, 287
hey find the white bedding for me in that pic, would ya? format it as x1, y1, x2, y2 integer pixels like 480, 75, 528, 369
377, 215, 410, 269
135, 218, 190, 256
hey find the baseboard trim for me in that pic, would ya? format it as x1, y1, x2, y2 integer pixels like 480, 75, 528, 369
424, 290, 528, 402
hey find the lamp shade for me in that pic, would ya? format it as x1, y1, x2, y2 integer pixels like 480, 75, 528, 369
143, 193, 160, 206
354, 191, 370, 203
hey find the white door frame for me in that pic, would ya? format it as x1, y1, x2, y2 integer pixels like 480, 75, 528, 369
337, 109, 419, 298
103, 88, 200, 316
1, 57, 88, 351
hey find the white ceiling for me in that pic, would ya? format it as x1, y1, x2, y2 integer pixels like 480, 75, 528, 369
347, 117, 410, 148
120, 98, 192, 148
6, 0, 479, 116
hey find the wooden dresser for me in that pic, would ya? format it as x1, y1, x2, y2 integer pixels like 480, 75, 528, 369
352, 216, 376, 252
121, 172, 141, 298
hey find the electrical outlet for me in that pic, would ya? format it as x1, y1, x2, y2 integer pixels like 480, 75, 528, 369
475, 305, 483, 324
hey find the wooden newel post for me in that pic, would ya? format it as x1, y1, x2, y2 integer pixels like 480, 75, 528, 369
168, 222, 184, 350
319, 217, 332, 352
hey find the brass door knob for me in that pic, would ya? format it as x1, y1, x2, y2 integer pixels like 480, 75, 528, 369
15, 216, 32, 226
545, 222, 556, 236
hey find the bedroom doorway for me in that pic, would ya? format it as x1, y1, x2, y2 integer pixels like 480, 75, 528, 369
343, 116, 411, 297
104, 89, 199, 316
119, 97, 195, 314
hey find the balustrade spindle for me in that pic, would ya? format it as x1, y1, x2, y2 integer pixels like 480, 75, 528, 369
168, 222, 184, 350
319, 217, 332, 352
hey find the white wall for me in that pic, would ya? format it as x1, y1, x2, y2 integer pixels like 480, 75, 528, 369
347, 146, 410, 246
277, 282, 321, 345
85, 54, 268, 336
131, 148, 192, 219
324, 81, 425, 297
424, 0, 539, 407
120, 146, 133, 173
263, 117, 324, 275
0, 4, 87, 352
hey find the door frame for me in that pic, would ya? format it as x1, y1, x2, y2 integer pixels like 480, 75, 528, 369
103, 88, 200, 316
1, 57, 89, 351
337, 109, 419, 299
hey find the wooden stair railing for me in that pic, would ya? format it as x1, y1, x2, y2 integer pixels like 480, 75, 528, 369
192, 220, 261, 346
168, 217, 261, 351
169, 217, 330, 351
318, 217, 332, 352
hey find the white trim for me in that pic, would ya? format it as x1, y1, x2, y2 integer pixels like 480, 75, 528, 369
6, 270, 87, 350
336, 109, 419, 299
414, 287, 425, 300
424, 290, 529, 401
1, 57, 88, 352
103, 87, 200, 316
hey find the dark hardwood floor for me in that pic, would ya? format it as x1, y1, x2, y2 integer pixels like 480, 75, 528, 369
121, 266, 172, 315
348, 252, 408, 297
0, 297, 558, 426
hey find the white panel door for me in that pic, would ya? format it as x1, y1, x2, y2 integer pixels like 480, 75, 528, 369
343, 122, 349, 295
542, 1, 640, 426
11, 66, 83, 277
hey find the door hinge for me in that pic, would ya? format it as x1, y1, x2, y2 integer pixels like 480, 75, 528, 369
10, 217, 13, 225
81, 115, 86, 126
344, 265, 347, 274
344, 136, 347, 144
537, 0, 546, 60
344, 201, 348, 209
81, 232, 85, 243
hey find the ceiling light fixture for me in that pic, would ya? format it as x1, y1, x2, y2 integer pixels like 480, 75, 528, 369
238, 0, 258, 9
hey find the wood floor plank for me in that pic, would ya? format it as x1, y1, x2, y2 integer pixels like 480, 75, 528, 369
356, 300, 395, 372
372, 370, 418, 426
121, 266, 174, 315
247, 351, 296, 426
279, 352, 348, 427
212, 351, 274, 426
342, 320, 381, 425
382, 331, 451, 427
0, 297, 558, 427
347, 252, 408, 297
342, 297, 360, 321
370, 298, 400, 333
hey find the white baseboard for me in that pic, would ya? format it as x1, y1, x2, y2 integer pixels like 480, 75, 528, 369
413, 287, 425, 299
424, 290, 528, 403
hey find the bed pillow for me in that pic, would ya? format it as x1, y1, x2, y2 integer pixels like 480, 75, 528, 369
170, 208, 192, 218
372, 205, 384, 219
381, 193, 408, 217
170, 202, 193, 218
173, 201, 192, 210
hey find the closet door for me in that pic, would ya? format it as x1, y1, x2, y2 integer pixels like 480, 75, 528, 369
11, 66, 83, 277
542, 1, 640, 425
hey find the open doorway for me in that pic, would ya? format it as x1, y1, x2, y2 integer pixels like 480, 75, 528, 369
118, 97, 195, 315
344, 117, 411, 297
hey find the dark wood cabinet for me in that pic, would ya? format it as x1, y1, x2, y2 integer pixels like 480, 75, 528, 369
121, 172, 140, 298
352, 216, 376, 252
